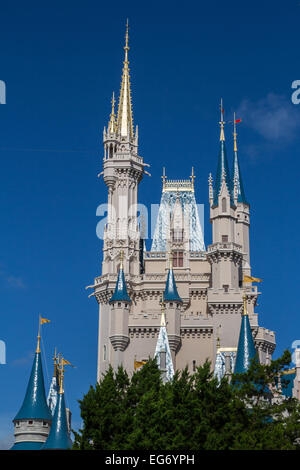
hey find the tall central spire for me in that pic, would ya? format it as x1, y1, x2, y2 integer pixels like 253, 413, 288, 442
213, 99, 233, 207
116, 20, 134, 139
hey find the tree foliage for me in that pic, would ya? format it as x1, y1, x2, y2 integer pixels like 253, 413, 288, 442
73, 351, 300, 450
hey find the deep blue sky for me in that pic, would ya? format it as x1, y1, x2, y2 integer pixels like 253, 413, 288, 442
1, 0, 300, 449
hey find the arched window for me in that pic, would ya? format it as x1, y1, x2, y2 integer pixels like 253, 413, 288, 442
222, 197, 227, 212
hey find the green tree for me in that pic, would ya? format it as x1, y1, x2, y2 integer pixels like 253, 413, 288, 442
73, 351, 300, 450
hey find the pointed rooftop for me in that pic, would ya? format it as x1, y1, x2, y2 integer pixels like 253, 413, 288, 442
233, 295, 257, 374
42, 359, 72, 450
154, 296, 175, 382
116, 20, 134, 139
108, 92, 117, 134
164, 253, 182, 303
13, 336, 52, 422
109, 251, 131, 304
232, 114, 248, 205
213, 100, 234, 207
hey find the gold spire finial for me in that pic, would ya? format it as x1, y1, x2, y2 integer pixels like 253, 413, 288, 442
124, 19, 129, 63
219, 98, 225, 142
36, 315, 50, 353
190, 167, 195, 191
160, 293, 166, 327
108, 92, 116, 133
53, 348, 58, 376
168, 250, 173, 269
216, 325, 221, 350
242, 294, 248, 316
116, 21, 134, 138
59, 356, 73, 394
233, 111, 237, 153
36, 315, 41, 353
120, 249, 124, 270
162, 167, 167, 191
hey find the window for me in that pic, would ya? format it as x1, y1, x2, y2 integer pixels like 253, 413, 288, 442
222, 197, 227, 212
223, 285, 229, 293
103, 345, 107, 361
222, 235, 228, 243
28, 421, 33, 425
43, 422, 48, 427
173, 251, 183, 267
192, 360, 196, 372
172, 229, 183, 242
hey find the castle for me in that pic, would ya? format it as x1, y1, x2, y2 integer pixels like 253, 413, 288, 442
89, 23, 277, 382
10, 23, 300, 451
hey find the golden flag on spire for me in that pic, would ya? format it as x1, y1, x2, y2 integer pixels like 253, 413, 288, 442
243, 275, 262, 284
40, 317, 50, 325
134, 359, 147, 370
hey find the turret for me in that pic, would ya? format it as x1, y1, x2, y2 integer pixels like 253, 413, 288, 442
207, 101, 242, 292
210, 100, 236, 244
233, 295, 257, 374
11, 319, 52, 450
232, 114, 251, 278
163, 252, 182, 366
101, 21, 148, 278
109, 251, 131, 368
42, 357, 72, 450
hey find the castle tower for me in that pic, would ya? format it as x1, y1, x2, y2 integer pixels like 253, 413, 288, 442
42, 357, 72, 450
108, 250, 132, 369
232, 115, 251, 278
11, 329, 52, 450
163, 252, 182, 367
101, 21, 146, 278
207, 102, 244, 355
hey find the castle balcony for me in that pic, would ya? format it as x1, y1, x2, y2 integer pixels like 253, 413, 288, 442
103, 153, 143, 165
207, 242, 243, 254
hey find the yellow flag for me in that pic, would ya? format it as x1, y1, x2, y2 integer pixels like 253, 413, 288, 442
134, 360, 147, 370
40, 317, 50, 325
243, 275, 262, 283
61, 358, 73, 367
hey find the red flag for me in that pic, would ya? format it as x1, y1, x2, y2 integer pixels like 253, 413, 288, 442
235, 119, 242, 123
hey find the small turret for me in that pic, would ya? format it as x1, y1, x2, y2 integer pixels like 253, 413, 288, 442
109, 251, 131, 304
11, 318, 52, 450
42, 357, 72, 450
164, 252, 182, 303
233, 295, 257, 374
109, 251, 131, 366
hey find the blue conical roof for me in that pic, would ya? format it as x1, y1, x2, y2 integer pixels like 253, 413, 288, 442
213, 140, 234, 207
234, 313, 257, 374
164, 268, 182, 303
42, 392, 72, 450
109, 267, 131, 304
14, 352, 52, 421
11, 441, 44, 450
232, 150, 248, 205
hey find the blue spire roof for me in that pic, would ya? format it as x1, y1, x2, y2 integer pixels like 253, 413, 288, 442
232, 150, 248, 205
42, 392, 72, 450
164, 268, 182, 303
234, 312, 257, 374
11, 441, 44, 450
109, 266, 131, 304
14, 351, 52, 421
213, 140, 234, 207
